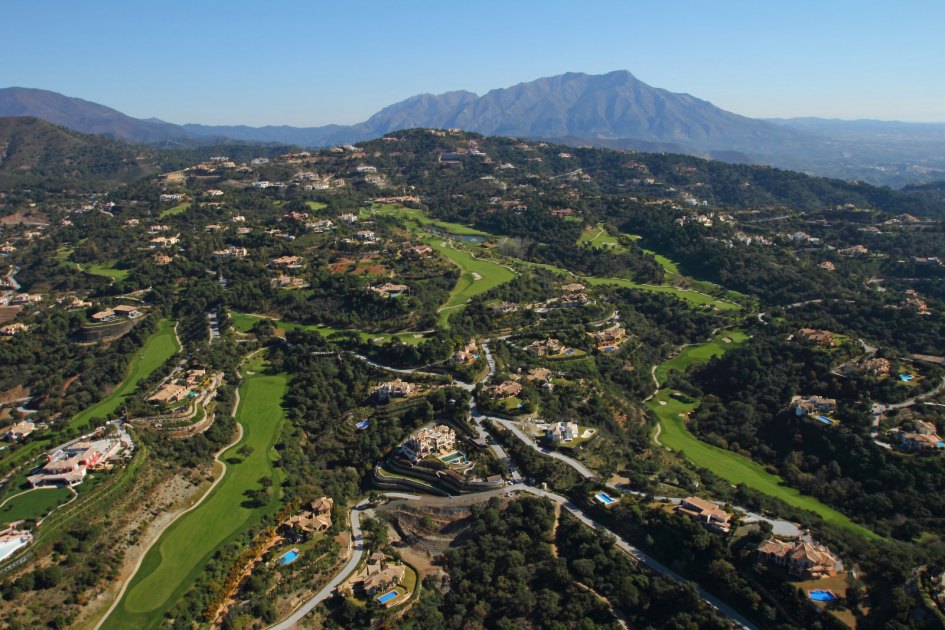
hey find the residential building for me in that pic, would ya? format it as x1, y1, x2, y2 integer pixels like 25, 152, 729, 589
4, 421, 35, 442
284, 497, 334, 534
560, 282, 586, 292
839, 244, 869, 257
212, 247, 248, 259
271, 255, 304, 269
526, 338, 567, 356
148, 382, 189, 404
545, 421, 579, 442
451, 339, 478, 364
402, 424, 456, 460
0, 323, 28, 336
796, 328, 836, 347
113, 304, 142, 319
374, 379, 416, 401
91, 308, 117, 323
589, 323, 628, 350
676, 496, 733, 533
27, 438, 122, 488
370, 283, 408, 297
794, 395, 838, 417
489, 380, 523, 399
271, 274, 306, 289
404, 244, 434, 258
757, 538, 842, 580
347, 552, 405, 599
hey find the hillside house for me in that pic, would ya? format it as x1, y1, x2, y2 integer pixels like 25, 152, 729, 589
897, 421, 945, 452
676, 496, 733, 533
0, 323, 28, 336
589, 323, 628, 351
212, 247, 248, 259
270, 255, 304, 269
4, 421, 35, 442
796, 328, 836, 347
527, 338, 567, 356
451, 339, 478, 364
284, 497, 334, 534
370, 283, 408, 297
401, 424, 456, 461
347, 552, 406, 599
374, 379, 416, 401
113, 304, 142, 319
794, 395, 837, 417
757, 538, 842, 580
489, 380, 523, 399
91, 308, 117, 323
545, 421, 579, 442
148, 382, 189, 404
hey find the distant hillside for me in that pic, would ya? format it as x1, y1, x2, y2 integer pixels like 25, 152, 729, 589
6, 75, 945, 186
0, 116, 159, 190
0, 87, 196, 145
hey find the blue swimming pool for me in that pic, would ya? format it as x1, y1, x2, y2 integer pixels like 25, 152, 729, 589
900, 374, 914, 382
356, 420, 370, 430
595, 492, 616, 505
816, 415, 832, 424
808, 589, 838, 602
377, 589, 398, 604
277, 550, 299, 565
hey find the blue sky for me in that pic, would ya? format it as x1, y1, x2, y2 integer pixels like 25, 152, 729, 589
3, 1, 944, 125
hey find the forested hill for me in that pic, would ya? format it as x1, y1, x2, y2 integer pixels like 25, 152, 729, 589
365, 129, 945, 219
0, 116, 160, 190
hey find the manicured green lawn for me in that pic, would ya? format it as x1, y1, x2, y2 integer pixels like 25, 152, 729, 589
584, 276, 741, 311
78, 261, 130, 282
70, 319, 180, 430
158, 202, 190, 218
229, 312, 430, 346
0, 487, 72, 526
648, 332, 879, 539
655, 330, 749, 385
104, 362, 288, 628
306, 201, 328, 211
0, 320, 179, 473
577, 225, 629, 253
371, 204, 491, 237
425, 239, 516, 327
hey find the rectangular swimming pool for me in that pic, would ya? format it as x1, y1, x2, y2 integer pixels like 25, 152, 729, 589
808, 589, 838, 602
377, 589, 398, 604
816, 415, 832, 424
595, 492, 616, 505
277, 549, 299, 565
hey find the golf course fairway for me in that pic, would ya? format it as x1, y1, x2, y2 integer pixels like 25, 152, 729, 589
648, 332, 878, 539
103, 360, 288, 628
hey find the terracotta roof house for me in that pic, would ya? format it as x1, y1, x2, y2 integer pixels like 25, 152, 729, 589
148, 382, 189, 404
113, 304, 142, 318
490, 380, 523, 399
527, 338, 566, 356
374, 379, 416, 401
676, 497, 733, 533
796, 328, 836, 347
284, 497, 334, 534
794, 395, 838, 417
757, 538, 842, 580
401, 424, 456, 461
91, 308, 116, 322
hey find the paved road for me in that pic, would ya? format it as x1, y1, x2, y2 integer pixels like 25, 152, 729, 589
267, 499, 370, 630
390, 485, 756, 630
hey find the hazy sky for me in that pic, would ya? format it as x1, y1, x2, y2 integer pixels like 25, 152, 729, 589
3, 1, 944, 126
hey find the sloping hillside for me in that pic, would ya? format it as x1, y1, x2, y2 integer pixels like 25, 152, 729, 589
0, 116, 158, 190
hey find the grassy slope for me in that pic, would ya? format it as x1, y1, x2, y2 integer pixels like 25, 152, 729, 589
0, 487, 72, 526
649, 331, 878, 539
229, 312, 430, 346
158, 202, 190, 218
104, 361, 288, 628
0, 319, 179, 473
70, 319, 179, 430
424, 238, 516, 327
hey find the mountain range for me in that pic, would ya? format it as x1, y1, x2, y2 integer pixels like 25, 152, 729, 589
3, 71, 945, 186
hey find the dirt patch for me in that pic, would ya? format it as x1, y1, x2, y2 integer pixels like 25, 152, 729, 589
0, 306, 23, 324
0, 384, 30, 404
0, 211, 48, 226
61, 375, 79, 396
74, 469, 208, 628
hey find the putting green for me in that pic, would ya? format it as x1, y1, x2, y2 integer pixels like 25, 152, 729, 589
104, 362, 288, 627
649, 332, 878, 539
